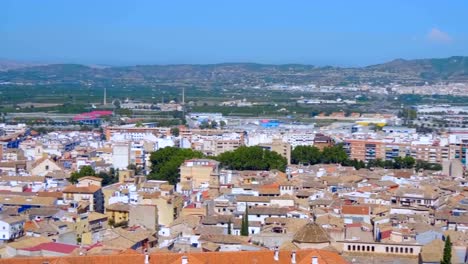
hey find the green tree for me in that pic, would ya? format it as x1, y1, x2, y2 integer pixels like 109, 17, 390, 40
216, 146, 287, 172
240, 208, 249, 236
441, 236, 452, 264
199, 120, 210, 129
135, 121, 143, 127
219, 120, 226, 128
170, 127, 180, 137
98, 171, 117, 186
127, 164, 143, 174
227, 221, 232, 235
291, 145, 321, 165
402, 156, 416, 168
321, 144, 348, 164
69, 165, 96, 183
149, 147, 203, 184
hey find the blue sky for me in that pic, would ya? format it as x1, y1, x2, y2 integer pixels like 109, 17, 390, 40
1, 0, 467, 66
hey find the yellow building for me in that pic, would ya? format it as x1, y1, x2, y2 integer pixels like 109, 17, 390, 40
180, 159, 219, 189
62, 184, 104, 213
140, 193, 184, 227
259, 138, 291, 164
118, 169, 135, 183
70, 211, 108, 245
105, 202, 130, 226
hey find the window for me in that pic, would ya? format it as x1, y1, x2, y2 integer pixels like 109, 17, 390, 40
367, 246, 370, 251
371, 246, 375, 252
353, 245, 356, 251
410, 248, 413, 254
405, 248, 408, 253
357, 245, 360, 251
348, 245, 351, 251
45, 165, 49, 170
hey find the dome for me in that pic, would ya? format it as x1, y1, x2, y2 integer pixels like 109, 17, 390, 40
292, 223, 330, 244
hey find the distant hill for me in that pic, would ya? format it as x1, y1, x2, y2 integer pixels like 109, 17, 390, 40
1, 56, 468, 86
0, 59, 43, 71
366, 56, 468, 82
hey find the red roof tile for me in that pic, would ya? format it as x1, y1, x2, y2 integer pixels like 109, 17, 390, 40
22, 242, 80, 254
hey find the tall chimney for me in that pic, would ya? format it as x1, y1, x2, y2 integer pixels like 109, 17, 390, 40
291, 251, 296, 264
103, 87, 107, 105
181, 256, 188, 264
312, 256, 318, 264
273, 246, 279, 261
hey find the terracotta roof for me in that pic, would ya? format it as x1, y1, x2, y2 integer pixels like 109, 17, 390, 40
236, 195, 271, 203
22, 242, 80, 254
0, 249, 348, 264
199, 234, 249, 245
248, 207, 289, 215
62, 185, 101, 193
37, 191, 64, 198
106, 203, 130, 212
7, 236, 52, 249
341, 205, 370, 215
420, 239, 444, 263
292, 223, 330, 244
0, 195, 57, 207
78, 176, 103, 182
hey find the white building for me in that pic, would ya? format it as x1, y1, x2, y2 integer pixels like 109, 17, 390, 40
0, 216, 25, 241
112, 143, 130, 170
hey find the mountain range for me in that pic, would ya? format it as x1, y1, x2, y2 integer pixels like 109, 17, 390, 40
1, 56, 468, 86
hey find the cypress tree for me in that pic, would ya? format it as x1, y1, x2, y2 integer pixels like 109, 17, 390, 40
227, 221, 232, 235
241, 207, 249, 236
441, 236, 452, 264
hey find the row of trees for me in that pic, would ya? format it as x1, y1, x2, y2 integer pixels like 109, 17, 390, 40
217, 146, 287, 172
291, 145, 442, 171
291, 145, 347, 165
149, 143, 444, 186
148, 146, 287, 185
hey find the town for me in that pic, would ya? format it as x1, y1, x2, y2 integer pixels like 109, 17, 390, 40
2, 1, 468, 263
0, 107, 465, 264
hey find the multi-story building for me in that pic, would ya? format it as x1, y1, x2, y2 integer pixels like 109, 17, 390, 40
179, 159, 220, 190
112, 143, 130, 170
259, 138, 291, 165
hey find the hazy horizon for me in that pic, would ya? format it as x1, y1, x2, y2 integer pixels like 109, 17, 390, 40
2, 0, 468, 66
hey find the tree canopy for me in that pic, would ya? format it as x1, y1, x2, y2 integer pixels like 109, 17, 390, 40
291, 144, 441, 171
69, 165, 117, 186
149, 147, 203, 184
69, 165, 96, 183
291, 145, 347, 165
216, 146, 287, 172
291, 145, 321, 165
